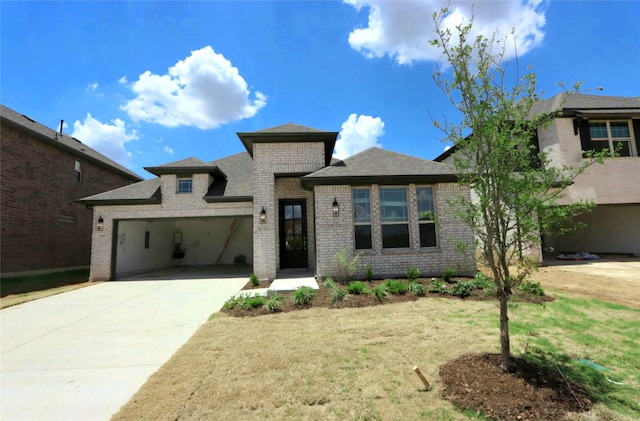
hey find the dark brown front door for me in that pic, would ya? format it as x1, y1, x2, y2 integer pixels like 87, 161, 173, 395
279, 199, 308, 269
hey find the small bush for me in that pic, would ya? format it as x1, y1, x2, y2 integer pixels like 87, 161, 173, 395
429, 278, 448, 293
450, 280, 475, 298
330, 287, 347, 304
249, 273, 259, 287
322, 277, 336, 289
384, 279, 408, 295
364, 265, 374, 281
443, 267, 456, 283
347, 281, 369, 295
264, 291, 284, 313
239, 295, 265, 309
371, 284, 389, 301
408, 281, 426, 296
406, 267, 421, 282
292, 286, 316, 306
518, 280, 545, 296
334, 250, 360, 283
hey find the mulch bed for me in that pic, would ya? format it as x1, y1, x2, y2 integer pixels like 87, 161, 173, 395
440, 353, 592, 421
224, 278, 553, 318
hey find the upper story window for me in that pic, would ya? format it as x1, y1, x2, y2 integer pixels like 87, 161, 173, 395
588, 121, 636, 157
417, 187, 437, 247
74, 160, 82, 183
379, 187, 409, 248
177, 177, 193, 194
353, 188, 372, 249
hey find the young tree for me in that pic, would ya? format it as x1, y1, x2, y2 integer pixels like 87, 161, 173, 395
430, 10, 601, 372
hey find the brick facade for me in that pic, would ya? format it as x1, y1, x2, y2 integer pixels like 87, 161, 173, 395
314, 183, 476, 279
1, 121, 139, 275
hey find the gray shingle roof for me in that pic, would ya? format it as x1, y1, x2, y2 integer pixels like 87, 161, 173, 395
253, 123, 326, 133
303, 147, 457, 187
78, 152, 253, 205
1, 105, 142, 181
530, 93, 640, 116
144, 157, 226, 177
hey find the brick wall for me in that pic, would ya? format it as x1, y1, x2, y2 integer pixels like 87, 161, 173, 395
314, 183, 476, 279
1, 123, 139, 275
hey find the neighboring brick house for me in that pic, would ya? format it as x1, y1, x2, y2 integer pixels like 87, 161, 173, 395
1, 105, 143, 276
80, 123, 476, 281
435, 93, 640, 257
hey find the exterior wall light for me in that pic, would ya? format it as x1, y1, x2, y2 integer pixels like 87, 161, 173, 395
260, 207, 267, 224
96, 216, 104, 231
332, 198, 339, 217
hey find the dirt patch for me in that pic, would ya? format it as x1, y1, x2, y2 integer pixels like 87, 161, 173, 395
440, 353, 592, 421
0, 282, 97, 309
532, 258, 640, 308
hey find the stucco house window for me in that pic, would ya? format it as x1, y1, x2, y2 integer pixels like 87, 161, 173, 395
352, 188, 372, 249
417, 186, 437, 247
177, 177, 193, 193
588, 121, 636, 157
379, 187, 409, 248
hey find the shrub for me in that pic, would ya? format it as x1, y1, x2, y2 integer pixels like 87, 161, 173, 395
238, 295, 265, 309
384, 279, 408, 295
406, 267, 421, 282
249, 273, 259, 287
364, 265, 374, 281
322, 277, 336, 289
347, 281, 369, 295
472, 272, 498, 296
264, 291, 284, 314
518, 280, 545, 296
408, 281, 426, 296
443, 267, 456, 283
429, 278, 448, 293
330, 287, 347, 304
450, 280, 475, 298
292, 286, 316, 306
371, 284, 389, 301
334, 250, 360, 283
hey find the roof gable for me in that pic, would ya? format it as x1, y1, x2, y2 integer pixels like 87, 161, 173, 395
144, 157, 226, 177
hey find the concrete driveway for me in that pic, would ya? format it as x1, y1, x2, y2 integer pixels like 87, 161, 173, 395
0, 275, 246, 421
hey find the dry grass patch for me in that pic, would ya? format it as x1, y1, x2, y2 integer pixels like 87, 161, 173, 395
113, 298, 499, 421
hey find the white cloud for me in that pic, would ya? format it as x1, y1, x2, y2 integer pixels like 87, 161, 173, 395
86, 82, 99, 92
121, 46, 266, 129
335, 114, 385, 159
346, 0, 546, 64
71, 113, 138, 164
163, 145, 174, 154
118, 76, 128, 84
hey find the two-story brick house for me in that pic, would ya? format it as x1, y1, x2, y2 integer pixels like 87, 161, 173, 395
1, 105, 143, 276
435, 93, 640, 257
80, 123, 476, 281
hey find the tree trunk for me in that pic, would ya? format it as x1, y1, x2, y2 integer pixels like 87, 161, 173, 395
499, 288, 511, 372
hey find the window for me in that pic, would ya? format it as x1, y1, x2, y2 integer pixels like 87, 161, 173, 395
144, 231, 150, 249
177, 177, 193, 193
417, 187, 437, 247
352, 188, 372, 249
379, 187, 409, 248
74, 160, 82, 183
586, 120, 637, 157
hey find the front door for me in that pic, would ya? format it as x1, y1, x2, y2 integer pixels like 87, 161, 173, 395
279, 199, 308, 269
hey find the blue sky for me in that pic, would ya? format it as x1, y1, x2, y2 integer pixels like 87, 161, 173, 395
2, 1, 639, 179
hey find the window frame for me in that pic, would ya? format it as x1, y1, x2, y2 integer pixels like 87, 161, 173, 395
379, 186, 410, 249
74, 160, 82, 183
586, 120, 637, 157
176, 177, 193, 194
352, 187, 372, 250
416, 186, 438, 248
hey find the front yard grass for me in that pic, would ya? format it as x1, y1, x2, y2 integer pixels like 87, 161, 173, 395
111, 292, 640, 421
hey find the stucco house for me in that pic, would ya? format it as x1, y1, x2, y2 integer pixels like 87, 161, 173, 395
435, 93, 640, 257
80, 123, 476, 281
1, 105, 143, 277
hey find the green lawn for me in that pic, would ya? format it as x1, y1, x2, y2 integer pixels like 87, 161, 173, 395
1, 268, 89, 297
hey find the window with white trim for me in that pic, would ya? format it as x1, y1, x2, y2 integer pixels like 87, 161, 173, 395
177, 177, 193, 194
379, 187, 409, 248
74, 160, 82, 183
588, 121, 636, 157
352, 188, 372, 249
417, 186, 437, 247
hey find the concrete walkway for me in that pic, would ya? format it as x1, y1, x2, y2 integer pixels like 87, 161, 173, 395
0, 276, 246, 421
